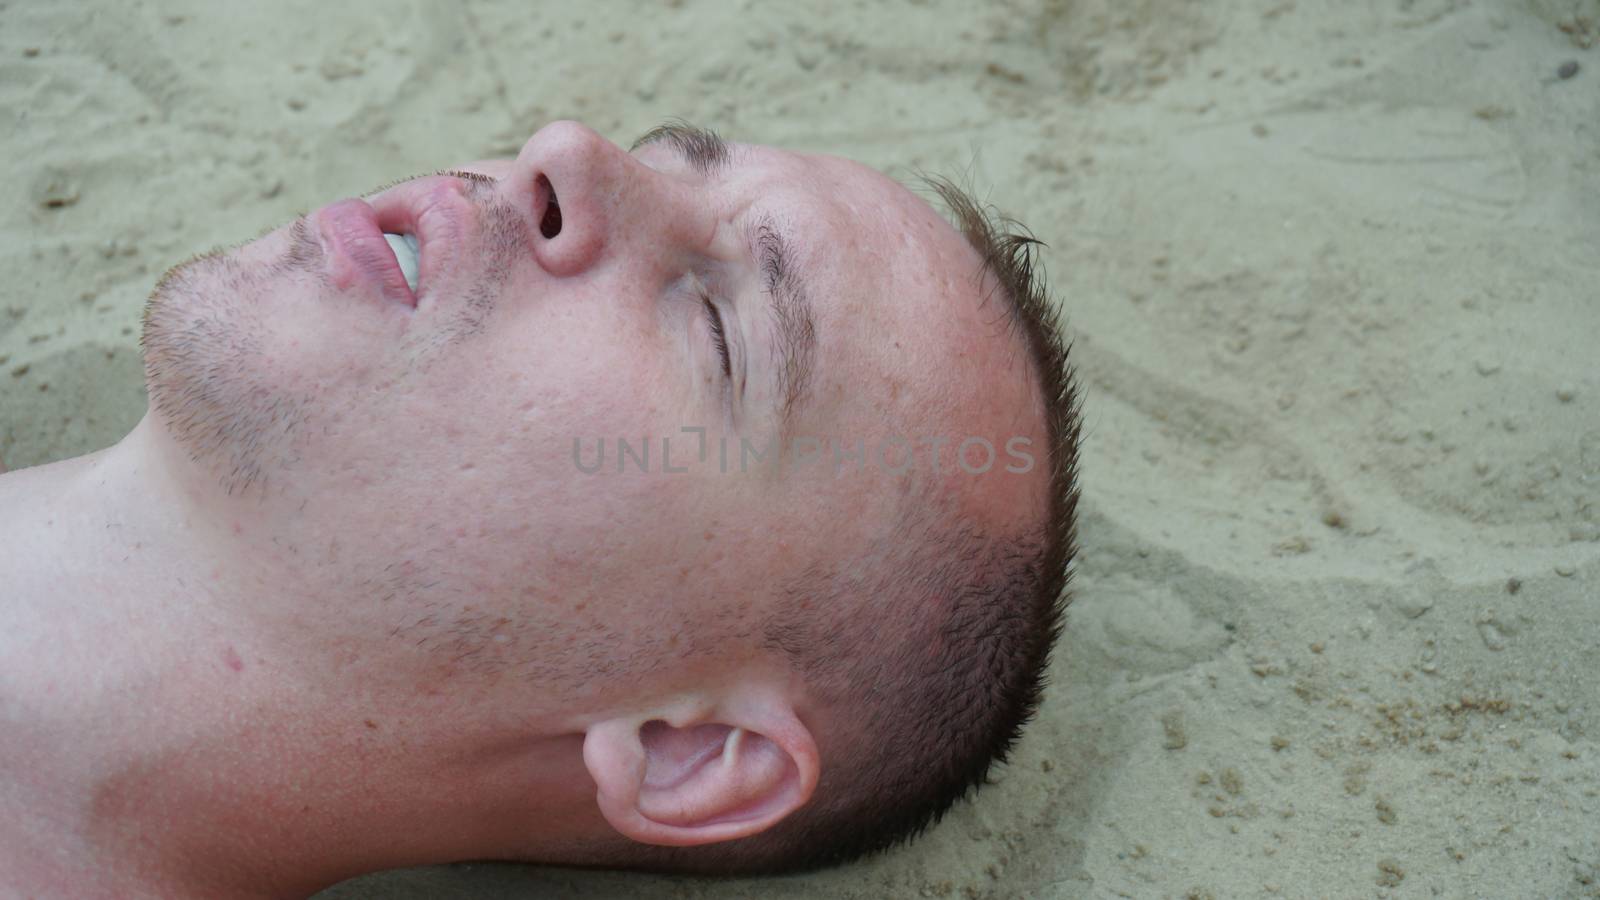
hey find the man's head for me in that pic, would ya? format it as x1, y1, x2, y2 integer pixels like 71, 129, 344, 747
138, 120, 1080, 872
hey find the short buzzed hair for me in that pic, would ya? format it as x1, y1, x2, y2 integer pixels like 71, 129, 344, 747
631, 177, 1083, 874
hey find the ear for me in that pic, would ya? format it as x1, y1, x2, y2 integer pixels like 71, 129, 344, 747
582, 701, 819, 847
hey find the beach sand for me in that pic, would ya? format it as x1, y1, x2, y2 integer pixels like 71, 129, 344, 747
3, 0, 1596, 896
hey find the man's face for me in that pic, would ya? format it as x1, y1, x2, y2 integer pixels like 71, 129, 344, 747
141, 121, 1044, 704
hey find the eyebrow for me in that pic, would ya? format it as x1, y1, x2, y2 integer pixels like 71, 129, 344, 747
630, 121, 817, 435
630, 120, 733, 177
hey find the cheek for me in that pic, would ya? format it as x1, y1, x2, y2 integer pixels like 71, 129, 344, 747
252, 291, 411, 398
498, 303, 687, 443
379, 324, 671, 505
282, 291, 700, 563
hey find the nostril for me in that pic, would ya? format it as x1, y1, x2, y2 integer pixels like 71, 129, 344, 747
537, 175, 562, 239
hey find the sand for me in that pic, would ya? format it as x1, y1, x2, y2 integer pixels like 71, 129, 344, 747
3, 0, 1596, 896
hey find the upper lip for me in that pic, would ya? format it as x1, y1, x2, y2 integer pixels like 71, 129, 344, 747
365, 175, 477, 307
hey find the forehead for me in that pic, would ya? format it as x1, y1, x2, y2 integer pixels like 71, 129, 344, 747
728, 145, 1048, 540
727, 145, 1033, 443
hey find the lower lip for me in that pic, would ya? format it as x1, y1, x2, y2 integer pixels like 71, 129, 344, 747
314, 199, 417, 309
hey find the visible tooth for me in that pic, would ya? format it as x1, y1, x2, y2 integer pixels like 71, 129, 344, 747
383, 233, 420, 293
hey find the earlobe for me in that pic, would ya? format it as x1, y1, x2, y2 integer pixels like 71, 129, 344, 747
582, 705, 819, 847
583, 718, 649, 833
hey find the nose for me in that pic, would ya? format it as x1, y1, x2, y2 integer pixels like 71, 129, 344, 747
507, 120, 709, 280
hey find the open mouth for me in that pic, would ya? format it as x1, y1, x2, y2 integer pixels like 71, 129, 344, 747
366, 174, 478, 311
382, 232, 420, 294
314, 175, 476, 312
312, 197, 418, 309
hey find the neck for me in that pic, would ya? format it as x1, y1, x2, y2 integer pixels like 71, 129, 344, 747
0, 418, 613, 898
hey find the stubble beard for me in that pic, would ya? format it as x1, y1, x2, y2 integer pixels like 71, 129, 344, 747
140, 218, 325, 498
138, 188, 531, 500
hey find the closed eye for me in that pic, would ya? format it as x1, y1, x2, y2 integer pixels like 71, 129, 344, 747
700, 292, 733, 379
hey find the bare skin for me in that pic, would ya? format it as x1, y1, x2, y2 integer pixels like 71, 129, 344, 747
0, 121, 1047, 898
